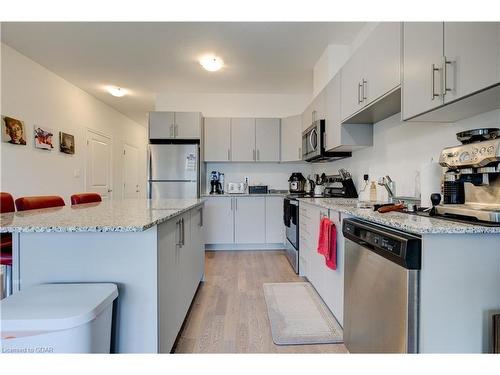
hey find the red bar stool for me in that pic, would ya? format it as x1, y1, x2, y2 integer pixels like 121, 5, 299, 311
70, 193, 102, 205
15, 195, 65, 211
1, 192, 15, 298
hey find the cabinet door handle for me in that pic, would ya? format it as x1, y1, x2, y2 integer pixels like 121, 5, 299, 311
362, 79, 367, 101
174, 125, 178, 137
227, 149, 231, 161
181, 218, 185, 246
357, 82, 363, 104
298, 147, 302, 160
257, 149, 260, 161
199, 207, 203, 227
231, 198, 233, 211
176, 220, 182, 246
253, 149, 256, 161
170, 124, 174, 138
431, 63, 440, 100
235, 198, 238, 211
442, 56, 453, 96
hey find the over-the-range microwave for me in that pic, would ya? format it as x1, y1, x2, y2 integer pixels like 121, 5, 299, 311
302, 119, 351, 163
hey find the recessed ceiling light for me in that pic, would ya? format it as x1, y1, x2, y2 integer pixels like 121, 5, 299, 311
199, 55, 224, 72
106, 86, 127, 97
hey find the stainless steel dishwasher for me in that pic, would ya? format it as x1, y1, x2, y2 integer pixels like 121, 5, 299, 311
342, 218, 422, 353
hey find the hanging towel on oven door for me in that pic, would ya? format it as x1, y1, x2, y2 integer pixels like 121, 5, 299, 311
317, 217, 337, 270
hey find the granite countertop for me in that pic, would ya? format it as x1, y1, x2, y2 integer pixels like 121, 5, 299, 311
0, 198, 204, 233
201, 193, 286, 197
298, 198, 500, 235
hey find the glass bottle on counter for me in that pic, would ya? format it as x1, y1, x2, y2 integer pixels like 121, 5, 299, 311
369, 181, 377, 202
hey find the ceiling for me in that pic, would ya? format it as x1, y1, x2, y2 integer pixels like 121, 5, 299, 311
1, 22, 365, 126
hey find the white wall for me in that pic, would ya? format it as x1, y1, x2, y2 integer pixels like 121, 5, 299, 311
312, 44, 350, 97
155, 92, 310, 118
313, 109, 500, 202
205, 162, 312, 194
0, 43, 148, 203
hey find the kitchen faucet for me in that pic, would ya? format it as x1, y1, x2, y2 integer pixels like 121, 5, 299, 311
378, 175, 421, 206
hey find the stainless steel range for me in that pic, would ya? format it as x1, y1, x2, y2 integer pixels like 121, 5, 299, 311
435, 128, 500, 223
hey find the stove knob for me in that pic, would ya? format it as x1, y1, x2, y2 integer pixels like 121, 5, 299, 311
473, 148, 479, 154
487, 146, 494, 154
480, 147, 486, 155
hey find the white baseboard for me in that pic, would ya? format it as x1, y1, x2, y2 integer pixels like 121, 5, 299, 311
205, 243, 286, 251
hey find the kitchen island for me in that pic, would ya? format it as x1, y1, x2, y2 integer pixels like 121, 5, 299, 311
297, 198, 500, 353
0, 198, 205, 353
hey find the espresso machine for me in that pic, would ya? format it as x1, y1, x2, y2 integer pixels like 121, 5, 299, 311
209, 171, 224, 195
435, 128, 500, 223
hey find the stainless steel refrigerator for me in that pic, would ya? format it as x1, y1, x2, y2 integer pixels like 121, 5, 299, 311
148, 143, 200, 199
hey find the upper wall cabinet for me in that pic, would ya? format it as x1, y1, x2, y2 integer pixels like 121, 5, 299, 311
231, 118, 256, 162
341, 22, 402, 124
204, 117, 231, 162
149, 111, 202, 139
403, 22, 500, 122
204, 117, 281, 163
281, 115, 302, 162
255, 118, 280, 162
325, 73, 373, 152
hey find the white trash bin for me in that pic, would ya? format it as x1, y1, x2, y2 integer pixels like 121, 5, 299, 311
1, 283, 118, 354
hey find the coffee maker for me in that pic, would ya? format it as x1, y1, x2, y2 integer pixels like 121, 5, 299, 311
435, 128, 500, 223
210, 171, 224, 195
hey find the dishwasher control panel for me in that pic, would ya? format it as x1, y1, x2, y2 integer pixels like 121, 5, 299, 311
343, 219, 421, 269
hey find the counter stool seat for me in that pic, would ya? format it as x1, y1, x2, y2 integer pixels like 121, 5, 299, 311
71, 193, 102, 205
15, 195, 65, 211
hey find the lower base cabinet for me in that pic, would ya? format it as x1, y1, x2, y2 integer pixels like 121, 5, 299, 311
204, 196, 285, 246
299, 202, 345, 326
158, 206, 205, 353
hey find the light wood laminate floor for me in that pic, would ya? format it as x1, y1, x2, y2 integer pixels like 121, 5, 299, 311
173, 250, 348, 353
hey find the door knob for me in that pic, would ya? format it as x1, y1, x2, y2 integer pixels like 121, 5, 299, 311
107, 189, 113, 192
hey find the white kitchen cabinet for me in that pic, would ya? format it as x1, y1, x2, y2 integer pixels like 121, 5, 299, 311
321, 210, 345, 326
325, 73, 373, 152
443, 22, 500, 103
302, 101, 314, 131
341, 23, 401, 122
234, 196, 266, 243
299, 202, 345, 325
174, 112, 202, 139
255, 118, 280, 162
189, 205, 205, 286
204, 117, 231, 162
402, 22, 445, 120
403, 22, 500, 121
149, 111, 175, 139
281, 115, 302, 162
203, 196, 234, 243
149, 111, 201, 139
158, 207, 204, 352
231, 118, 256, 162
157, 216, 179, 353
265, 196, 284, 244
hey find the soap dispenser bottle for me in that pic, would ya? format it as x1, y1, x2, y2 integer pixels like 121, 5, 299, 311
369, 181, 377, 202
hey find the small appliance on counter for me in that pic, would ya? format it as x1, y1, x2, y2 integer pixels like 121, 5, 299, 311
227, 182, 247, 194
249, 185, 268, 194
210, 171, 224, 195
288, 173, 306, 194
433, 128, 500, 223
323, 169, 359, 198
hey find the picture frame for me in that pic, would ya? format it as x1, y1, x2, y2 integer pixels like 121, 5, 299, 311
59, 131, 75, 154
34, 125, 55, 150
1, 115, 27, 146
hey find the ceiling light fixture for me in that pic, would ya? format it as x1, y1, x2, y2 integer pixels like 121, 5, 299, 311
199, 55, 224, 72
106, 86, 127, 97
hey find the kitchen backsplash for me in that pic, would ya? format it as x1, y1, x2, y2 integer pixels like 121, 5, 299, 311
313, 109, 500, 202
205, 162, 312, 193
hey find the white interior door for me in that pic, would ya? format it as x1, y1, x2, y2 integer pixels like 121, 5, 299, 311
86, 129, 112, 199
123, 144, 139, 199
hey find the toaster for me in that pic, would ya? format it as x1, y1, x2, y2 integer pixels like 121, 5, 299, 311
227, 182, 246, 194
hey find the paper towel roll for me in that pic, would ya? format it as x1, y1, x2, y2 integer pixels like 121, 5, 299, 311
420, 160, 442, 208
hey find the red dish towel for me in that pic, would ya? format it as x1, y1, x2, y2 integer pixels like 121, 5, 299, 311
317, 217, 337, 270
317, 217, 331, 256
